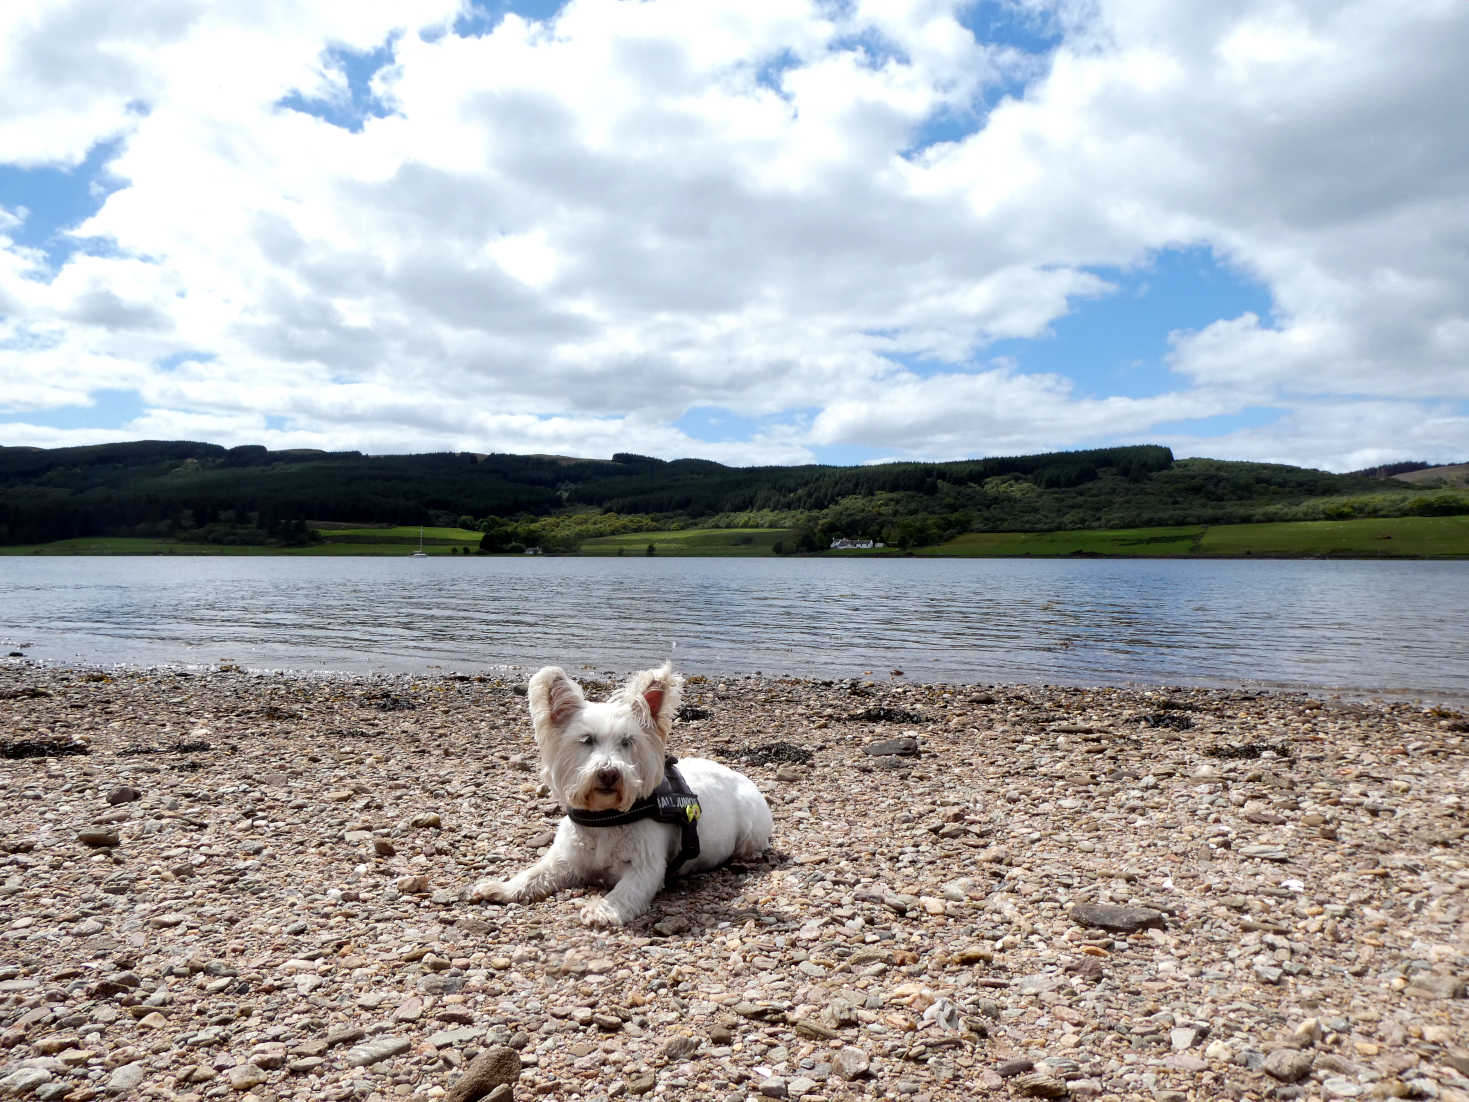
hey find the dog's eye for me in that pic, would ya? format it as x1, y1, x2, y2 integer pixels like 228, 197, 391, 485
578, 734, 595, 746
620, 736, 633, 748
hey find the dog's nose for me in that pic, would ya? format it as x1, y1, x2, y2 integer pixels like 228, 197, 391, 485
595, 766, 621, 789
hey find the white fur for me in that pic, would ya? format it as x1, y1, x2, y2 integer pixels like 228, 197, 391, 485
470, 663, 773, 927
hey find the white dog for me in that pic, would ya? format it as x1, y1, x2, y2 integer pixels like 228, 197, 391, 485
470, 663, 773, 928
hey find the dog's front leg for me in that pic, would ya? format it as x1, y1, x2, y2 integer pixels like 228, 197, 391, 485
581, 860, 667, 928
470, 837, 582, 906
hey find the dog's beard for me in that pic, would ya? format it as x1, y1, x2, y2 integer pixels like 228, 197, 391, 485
546, 736, 665, 813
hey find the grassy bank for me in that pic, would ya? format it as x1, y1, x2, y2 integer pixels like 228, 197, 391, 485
3, 515, 1466, 557
932, 513, 1469, 558
578, 527, 790, 555
2, 526, 485, 556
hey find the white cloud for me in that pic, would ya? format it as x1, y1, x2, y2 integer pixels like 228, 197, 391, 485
1, 0, 1466, 470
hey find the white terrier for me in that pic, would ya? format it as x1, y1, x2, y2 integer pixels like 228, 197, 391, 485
471, 663, 773, 928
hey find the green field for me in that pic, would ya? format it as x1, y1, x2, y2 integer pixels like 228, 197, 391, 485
579, 528, 791, 556
308, 526, 483, 554
934, 514, 1469, 558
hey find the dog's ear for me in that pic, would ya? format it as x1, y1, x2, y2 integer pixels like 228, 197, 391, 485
623, 662, 683, 743
528, 666, 585, 742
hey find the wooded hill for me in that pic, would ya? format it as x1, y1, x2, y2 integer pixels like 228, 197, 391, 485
1, 440, 1464, 550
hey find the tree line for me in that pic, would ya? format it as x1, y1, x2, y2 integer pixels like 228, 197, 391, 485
1, 439, 1463, 548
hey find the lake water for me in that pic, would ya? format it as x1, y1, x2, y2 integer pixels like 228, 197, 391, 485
1, 556, 1465, 696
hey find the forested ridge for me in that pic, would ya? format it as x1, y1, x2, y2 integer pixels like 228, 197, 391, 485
1, 439, 1464, 550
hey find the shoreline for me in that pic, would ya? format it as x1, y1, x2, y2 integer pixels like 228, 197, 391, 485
2, 665, 1466, 1101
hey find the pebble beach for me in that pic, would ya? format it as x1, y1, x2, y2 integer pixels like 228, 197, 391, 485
1, 662, 1466, 1102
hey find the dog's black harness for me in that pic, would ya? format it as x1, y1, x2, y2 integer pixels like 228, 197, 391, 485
566, 756, 701, 880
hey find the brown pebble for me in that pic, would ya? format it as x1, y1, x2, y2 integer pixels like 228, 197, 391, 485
444, 1044, 520, 1102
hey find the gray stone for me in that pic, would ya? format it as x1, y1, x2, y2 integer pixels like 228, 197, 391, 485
997, 1058, 1036, 1078
832, 1046, 870, 1079
444, 1045, 521, 1102
0, 1067, 52, 1095
1069, 902, 1168, 932
78, 826, 120, 848
227, 1063, 267, 1090
787, 1077, 817, 1098
429, 1026, 484, 1049
1263, 1048, 1315, 1083
1240, 844, 1290, 861
325, 1025, 366, 1048
106, 1061, 147, 1093
660, 1034, 701, 1061
106, 785, 142, 805
864, 736, 919, 757
758, 1077, 789, 1098
345, 1035, 411, 1067
1404, 973, 1465, 999
1170, 1026, 1201, 1050
1322, 1078, 1363, 1098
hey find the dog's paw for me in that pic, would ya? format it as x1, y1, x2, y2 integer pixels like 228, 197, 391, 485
468, 878, 515, 904
579, 897, 626, 928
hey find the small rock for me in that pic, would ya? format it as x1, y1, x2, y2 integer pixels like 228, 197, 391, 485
1069, 902, 1168, 932
373, 837, 396, 857
653, 914, 690, 936
1264, 1048, 1315, 1083
758, 1077, 789, 1099
863, 736, 919, 757
1171, 1026, 1200, 1050
997, 1058, 1036, 1078
325, 1026, 365, 1048
1010, 1070, 1070, 1097
660, 1034, 700, 1061
444, 1044, 521, 1102
411, 812, 442, 828
78, 826, 120, 848
227, 1063, 267, 1091
1, 1068, 52, 1094
787, 1076, 817, 1098
1404, 973, 1466, 1000
1240, 844, 1290, 861
106, 1061, 146, 1093
832, 1047, 870, 1079
346, 1036, 411, 1067
106, 785, 142, 805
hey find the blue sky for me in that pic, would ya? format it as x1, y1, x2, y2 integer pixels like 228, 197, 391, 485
2, 0, 1466, 471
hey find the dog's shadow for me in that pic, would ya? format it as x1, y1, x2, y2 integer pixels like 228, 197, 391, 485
627, 849, 796, 937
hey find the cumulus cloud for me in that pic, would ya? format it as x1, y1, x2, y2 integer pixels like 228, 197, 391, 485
1, 0, 1466, 469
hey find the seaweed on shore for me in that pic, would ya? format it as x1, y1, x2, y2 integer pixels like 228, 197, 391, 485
363, 692, 417, 711
1140, 712, 1194, 730
2, 737, 88, 759
844, 706, 929, 724
728, 741, 814, 766
118, 739, 213, 756
1206, 741, 1294, 761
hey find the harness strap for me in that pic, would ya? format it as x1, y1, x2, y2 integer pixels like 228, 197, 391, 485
565, 756, 702, 880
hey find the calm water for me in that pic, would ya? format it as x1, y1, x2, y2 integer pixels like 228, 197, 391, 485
0, 556, 1465, 696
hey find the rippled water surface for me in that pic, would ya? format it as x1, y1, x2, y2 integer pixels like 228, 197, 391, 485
1, 556, 1465, 694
